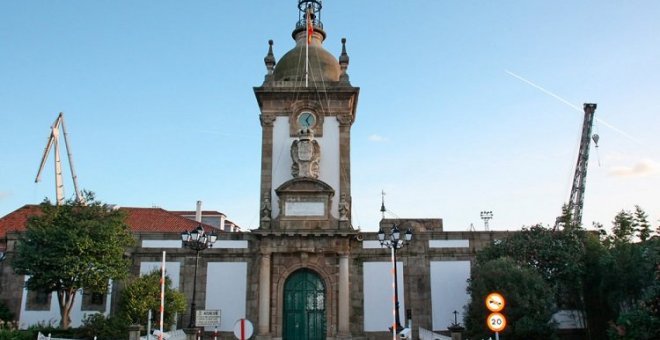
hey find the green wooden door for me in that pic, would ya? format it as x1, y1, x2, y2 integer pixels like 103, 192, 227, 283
283, 269, 326, 340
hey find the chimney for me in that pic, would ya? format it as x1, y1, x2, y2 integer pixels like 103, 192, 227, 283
195, 200, 202, 223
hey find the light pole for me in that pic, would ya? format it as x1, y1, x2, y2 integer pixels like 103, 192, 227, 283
378, 224, 412, 338
181, 225, 217, 328
480, 211, 493, 231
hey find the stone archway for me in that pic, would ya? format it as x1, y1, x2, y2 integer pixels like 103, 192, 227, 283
283, 268, 326, 340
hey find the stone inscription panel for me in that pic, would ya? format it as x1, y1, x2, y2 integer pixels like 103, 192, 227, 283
285, 201, 325, 216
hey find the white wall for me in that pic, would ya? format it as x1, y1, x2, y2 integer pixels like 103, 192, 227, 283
18, 276, 111, 329
141, 240, 247, 249
205, 262, 247, 331
271, 116, 340, 219
428, 240, 469, 248
430, 261, 471, 331
142, 240, 183, 248
140, 261, 181, 289
363, 261, 405, 332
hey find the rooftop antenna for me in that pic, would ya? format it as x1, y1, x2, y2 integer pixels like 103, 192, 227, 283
380, 190, 386, 220
480, 211, 493, 231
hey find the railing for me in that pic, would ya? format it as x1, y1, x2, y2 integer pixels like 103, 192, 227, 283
36, 332, 77, 340
139, 329, 186, 340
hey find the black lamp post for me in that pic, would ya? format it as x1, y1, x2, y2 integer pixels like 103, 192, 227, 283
378, 224, 412, 337
181, 225, 217, 328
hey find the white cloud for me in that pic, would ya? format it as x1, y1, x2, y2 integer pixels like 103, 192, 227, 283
368, 134, 387, 142
608, 159, 659, 178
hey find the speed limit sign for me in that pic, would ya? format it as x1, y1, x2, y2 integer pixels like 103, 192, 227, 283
487, 312, 507, 332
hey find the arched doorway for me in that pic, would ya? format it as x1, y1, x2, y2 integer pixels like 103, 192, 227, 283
283, 269, 326, 340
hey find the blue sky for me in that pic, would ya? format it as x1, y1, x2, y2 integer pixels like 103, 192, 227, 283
1, 1, 659, 232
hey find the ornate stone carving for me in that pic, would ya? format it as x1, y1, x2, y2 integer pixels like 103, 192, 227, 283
338, 193, 350, 221
261, 191, 272, 221
260, 113, 276, 127
336, 114, 353, 126
291, 129, 320, 178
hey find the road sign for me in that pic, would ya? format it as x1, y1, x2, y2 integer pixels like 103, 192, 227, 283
485, 292, 506, 312
487, 312, 507, 332
196, 309, 221, 327
233, 319, 254, 340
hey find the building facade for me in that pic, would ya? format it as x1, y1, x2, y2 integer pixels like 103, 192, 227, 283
0, 2, 513, 339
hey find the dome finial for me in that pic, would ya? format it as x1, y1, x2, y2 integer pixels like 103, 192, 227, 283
339, 37, 350, 81
296, 1, 323, 31
264, 39, 276, 80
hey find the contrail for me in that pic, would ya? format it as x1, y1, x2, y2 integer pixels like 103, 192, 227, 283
505, 69, 642, 145
505, 70, 582, 112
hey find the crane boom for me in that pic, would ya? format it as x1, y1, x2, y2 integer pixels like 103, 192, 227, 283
35, 113, 84, 205
555, 103, 597, 230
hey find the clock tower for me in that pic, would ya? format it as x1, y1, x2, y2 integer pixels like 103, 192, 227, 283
255, 0, 359, 231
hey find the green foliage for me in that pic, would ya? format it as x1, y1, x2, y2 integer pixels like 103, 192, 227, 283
119, 270, 186, 329
11, 192, 135, 329
610, 308, 660, 339
605, 237, 660, 339
0, 329, 33, 340
0, 302, 13, 323
76, 313, 128, 340
467, 208, 659, 339
601, 242, 656, 312
633, 206, 652, 242
611, 210, 635, 243
580, 231, 612, 338
476, 225, 586, 307
465, 257, 556, 340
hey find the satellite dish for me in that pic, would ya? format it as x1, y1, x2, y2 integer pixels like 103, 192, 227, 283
592, 133, 600, 146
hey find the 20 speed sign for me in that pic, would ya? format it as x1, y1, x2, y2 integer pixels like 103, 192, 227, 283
487, 312, 507, 332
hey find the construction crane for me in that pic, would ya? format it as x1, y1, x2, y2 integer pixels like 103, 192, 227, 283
35, 112, 84, 205
554, 103, 598, 230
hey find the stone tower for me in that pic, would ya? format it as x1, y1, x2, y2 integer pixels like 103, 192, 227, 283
255, 0, 359, 232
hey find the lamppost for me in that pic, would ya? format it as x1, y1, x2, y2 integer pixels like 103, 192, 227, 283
480, 211, 493, 231
378, 224, 412, 338
181, 225, 217, 328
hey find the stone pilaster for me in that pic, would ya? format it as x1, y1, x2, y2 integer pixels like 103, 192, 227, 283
337, 114, 353, 229
258, 252, 272, 336
338, 253, 351, 338
260, 114, 276, 229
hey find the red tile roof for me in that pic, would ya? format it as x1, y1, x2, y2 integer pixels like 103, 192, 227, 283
0, 205, 42, 238
170, 210, 226, 217
0, 205, 217, 238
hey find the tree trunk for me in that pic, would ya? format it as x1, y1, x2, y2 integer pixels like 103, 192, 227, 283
56, 289, 76, 329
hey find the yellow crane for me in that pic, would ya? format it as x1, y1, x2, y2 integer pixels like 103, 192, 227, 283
35, 112, 84, 205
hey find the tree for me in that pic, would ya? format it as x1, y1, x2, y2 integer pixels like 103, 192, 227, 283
633, 206, 652, 242
11, 192, 134, 329
465, 257, 556, 340
119, 270, 186, 329
476, 225, 586, 307
604, 237, 660, 339
611, 210, 635, 243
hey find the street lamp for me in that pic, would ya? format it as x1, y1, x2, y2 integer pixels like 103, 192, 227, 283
480, 211, 493, 231
181, 225, 217, 328
378, 224, 412, 338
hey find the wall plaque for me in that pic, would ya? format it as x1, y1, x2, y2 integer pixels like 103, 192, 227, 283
285, 201, 325, 216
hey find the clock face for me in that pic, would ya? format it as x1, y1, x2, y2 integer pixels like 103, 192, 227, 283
297, 111, 316, 129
